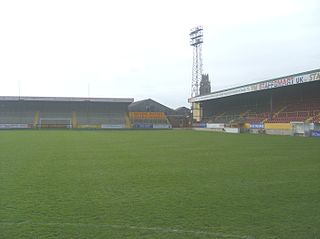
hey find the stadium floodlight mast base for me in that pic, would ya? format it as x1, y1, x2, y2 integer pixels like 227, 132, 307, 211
190, 26, 203, 98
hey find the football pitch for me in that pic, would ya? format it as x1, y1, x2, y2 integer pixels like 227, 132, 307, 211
0, 130, 319, 239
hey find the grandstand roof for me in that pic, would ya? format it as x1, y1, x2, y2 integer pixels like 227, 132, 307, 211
129, 98, 177, 115
0, 96, 134, 103
189, 68, 320, 103
175, 107, 191, 116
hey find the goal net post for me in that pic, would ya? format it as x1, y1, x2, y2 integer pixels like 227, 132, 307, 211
39, 118, 72, 128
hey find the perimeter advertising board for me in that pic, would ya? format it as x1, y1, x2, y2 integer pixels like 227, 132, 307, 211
101, 124, 125, 129
207, 123, 225, 129
311, 131, 320, 137
0, 124, 30, 129
250, 123, 264, 129
153, 124, 171, 129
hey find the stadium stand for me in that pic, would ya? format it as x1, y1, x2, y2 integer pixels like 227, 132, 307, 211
129, 112, 170, 128
190, 69, 320, 125
75, 102, 128, 128
0, 96, 190, 129
128, 99, 190, 128
266, 98, 320, 123
0, 101, 35, 127
0, 97, 133, 129
0, 112, 35, 124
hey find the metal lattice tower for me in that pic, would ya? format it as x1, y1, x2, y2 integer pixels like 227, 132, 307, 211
190, 26, 203, 98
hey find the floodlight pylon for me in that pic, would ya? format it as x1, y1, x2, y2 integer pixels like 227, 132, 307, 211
190, 26, 203, 98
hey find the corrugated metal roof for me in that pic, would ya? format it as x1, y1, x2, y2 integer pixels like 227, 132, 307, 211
0, 96, 134, 103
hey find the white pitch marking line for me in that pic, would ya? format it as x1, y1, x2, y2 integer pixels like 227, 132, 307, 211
0, 221, 254, 239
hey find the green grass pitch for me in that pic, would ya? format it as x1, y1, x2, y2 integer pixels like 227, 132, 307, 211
0, 130, 319, 239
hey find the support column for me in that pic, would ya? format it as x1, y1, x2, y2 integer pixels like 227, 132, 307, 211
270, 93, 273, 114
192, 102, 202, 122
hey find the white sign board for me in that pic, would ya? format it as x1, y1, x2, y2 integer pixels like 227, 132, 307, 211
224, 127, 240, 133
207, 123, 225, 129
190, 70, 320, 102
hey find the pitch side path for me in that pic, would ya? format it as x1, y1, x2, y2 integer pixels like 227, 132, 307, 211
0, 130, 319, 238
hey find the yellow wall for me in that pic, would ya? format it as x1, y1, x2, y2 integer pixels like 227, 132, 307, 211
78, 125, 101, 129
243, 123, 251, 129
129, 112, 165, 119
192, 103, 201, 122
264, 123, 292, 130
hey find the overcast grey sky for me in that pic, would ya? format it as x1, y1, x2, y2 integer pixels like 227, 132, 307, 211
0, 0, 319, 108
